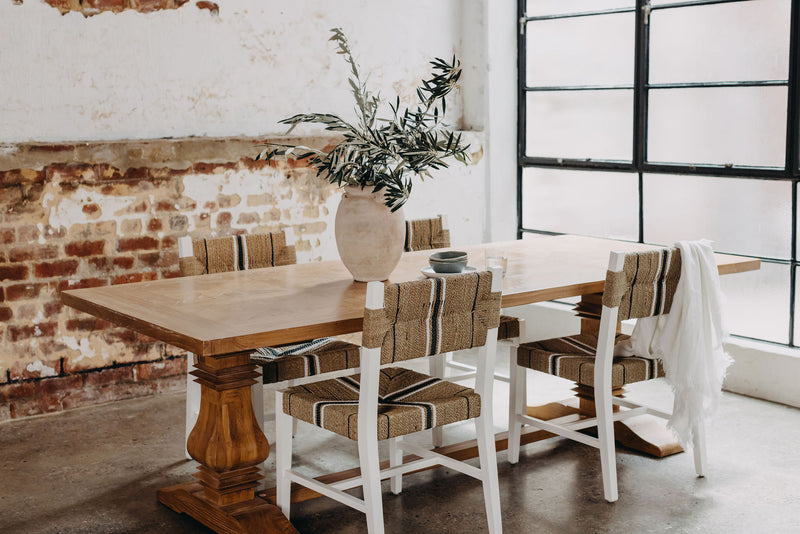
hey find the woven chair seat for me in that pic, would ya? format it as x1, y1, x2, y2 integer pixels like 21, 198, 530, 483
517, 333, 664, 388
498, 315, 521, 341
282, 367, 481, 441
252, 339, 361, 384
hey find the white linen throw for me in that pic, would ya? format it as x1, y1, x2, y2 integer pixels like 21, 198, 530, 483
615, 240, 732, 446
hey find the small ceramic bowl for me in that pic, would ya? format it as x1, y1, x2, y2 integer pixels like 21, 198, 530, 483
429, 251, 468, 273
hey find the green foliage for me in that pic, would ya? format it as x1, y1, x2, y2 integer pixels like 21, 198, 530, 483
256, 28, 470, 212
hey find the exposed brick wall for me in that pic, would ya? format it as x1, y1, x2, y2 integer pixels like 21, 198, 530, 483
0, 136, 339, 421
43, 0, 198, 17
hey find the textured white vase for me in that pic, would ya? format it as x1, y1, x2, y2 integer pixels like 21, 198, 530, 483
334, 185, 405, 282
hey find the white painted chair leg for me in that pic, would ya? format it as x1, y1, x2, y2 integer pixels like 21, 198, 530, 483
185, 354, 201, 460
292, 418, 298, 437
595, 385, 619, 503
507, 344, 525, 465
476, 412, 503, 534
275, 390, 293, 519
429, 353, 447, 448
389, 436, 403, 495
358, 431, 385, 534
693, 420, 707, 478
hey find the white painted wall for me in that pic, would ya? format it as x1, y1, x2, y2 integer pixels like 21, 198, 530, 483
0, 0, 521, 242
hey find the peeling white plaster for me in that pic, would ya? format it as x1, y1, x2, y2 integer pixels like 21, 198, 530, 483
25, 359, 58, 377
43, 186, 140, 232
58, 335, 97, 363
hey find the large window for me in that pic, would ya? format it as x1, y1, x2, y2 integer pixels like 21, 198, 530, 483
517, 0, 800, 345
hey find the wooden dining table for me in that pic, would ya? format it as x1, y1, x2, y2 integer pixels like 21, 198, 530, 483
61, 234, 759, 533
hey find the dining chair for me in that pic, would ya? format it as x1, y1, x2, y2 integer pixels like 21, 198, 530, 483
404, 215, 524, 446
178, 232, 361, 457
275, 268, 505, 533
507, 247, 706, 503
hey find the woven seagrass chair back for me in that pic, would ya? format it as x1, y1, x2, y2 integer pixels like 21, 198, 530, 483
178, 232, 297, 277
404, 215, 450, 252
362, 271, 502, 365
602, 247, 682, 321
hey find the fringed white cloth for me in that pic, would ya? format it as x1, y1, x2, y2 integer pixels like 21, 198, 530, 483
617, 240, 732, 446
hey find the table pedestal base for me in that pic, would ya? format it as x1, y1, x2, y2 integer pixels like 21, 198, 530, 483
159, 482, 298, 534
526, 385, 683, 458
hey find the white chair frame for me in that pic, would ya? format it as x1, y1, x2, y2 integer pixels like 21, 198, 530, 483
507, 250, 707, 503
275, 268, 504, 534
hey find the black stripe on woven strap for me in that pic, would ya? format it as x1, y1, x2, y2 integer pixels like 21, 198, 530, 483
236, 235, 246, 271
628, 254, 639, 319
429, 278, 443, 356
203, 239, 210, 275
653, 249, 669, 316
314, 400, 359, 427
383, 376, 441, 402
379, 400, 435, 429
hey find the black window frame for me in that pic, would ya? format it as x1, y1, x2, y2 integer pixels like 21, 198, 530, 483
517, 0, 800, 346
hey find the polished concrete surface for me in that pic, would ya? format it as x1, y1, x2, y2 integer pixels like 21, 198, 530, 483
1, 362, 798, 534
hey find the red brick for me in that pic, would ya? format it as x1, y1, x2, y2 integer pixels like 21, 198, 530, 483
9, 245, 59, 262
160, 236, 176, 250
0, 288, 5, 302
135, 357, 184, 381
217, 212, 232, 226
0, 381, 36, 403
155, 200, 178, 212
193, 161, 236, 174
132, 201, 149, 213
14, 303, 37, 321
36, 374, 82, 395
0, 168, 45, 187
203, 201, 218, 211
7, 322, 58, 342
88, 257, 110, 272
1, 187, 23, 210
6, 282, 45, 301
0, 264, 28, 281
0, 227, 14, 244
146, 218, 163, 231
35, 259, 79, 278
83, 365, 134, 386
57, 278, 107, 291
112, 273, 143, 285
136, 252, 161, 266
16, 224, 39, 243
95, 164, 123, 181
0, 306, 12, 321
161, 269, 182, 279
66, 317, 111, 331
47, 163, 96, 182
240, 157, 269, 171
123, 167, 150, 181
169, 214, 188, 231
118, 236, 159, 252
85, 0, 126, 11
65, 239, 106, 257
112, 256, 135, 269
82, 203, 100, 215
44, 299, 64, 316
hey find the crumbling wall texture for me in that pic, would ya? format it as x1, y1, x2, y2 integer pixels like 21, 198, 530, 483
0, 136, 339, 421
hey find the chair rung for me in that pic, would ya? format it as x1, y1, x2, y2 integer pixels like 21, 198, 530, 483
446, 360, 477, 372
288, 470, 366, 512
517, 414, 599, 448
612, 397, 671, 419
400, 441, 483, 480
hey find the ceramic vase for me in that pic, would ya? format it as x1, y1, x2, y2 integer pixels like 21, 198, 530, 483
334, 185, 405, 282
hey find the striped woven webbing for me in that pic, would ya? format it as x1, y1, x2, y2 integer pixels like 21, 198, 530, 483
252, 339, 361, 384
517, 333, 664, 388
362, 271, 502, 365
602, 248, 682, 320
178, 232, 297, 277
404, 217, 451, 252
282, 367, 481, 441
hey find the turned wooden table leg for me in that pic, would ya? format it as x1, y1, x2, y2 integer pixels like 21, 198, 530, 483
159, 351, 298, 533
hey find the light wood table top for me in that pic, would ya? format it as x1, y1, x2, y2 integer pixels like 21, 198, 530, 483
61, 235, 760, 357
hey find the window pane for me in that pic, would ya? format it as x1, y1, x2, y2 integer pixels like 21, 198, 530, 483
648, 86, 787, 167
720, 261, 789, 344
527, 0, 634, 17
643, 174, 791, 260
526, 13, 634, 87
650, 0, 791, 84
522, 168, 638, 239
526, 90, 633, 160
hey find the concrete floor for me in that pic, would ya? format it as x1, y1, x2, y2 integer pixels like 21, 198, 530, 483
1, 364, 798, 534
